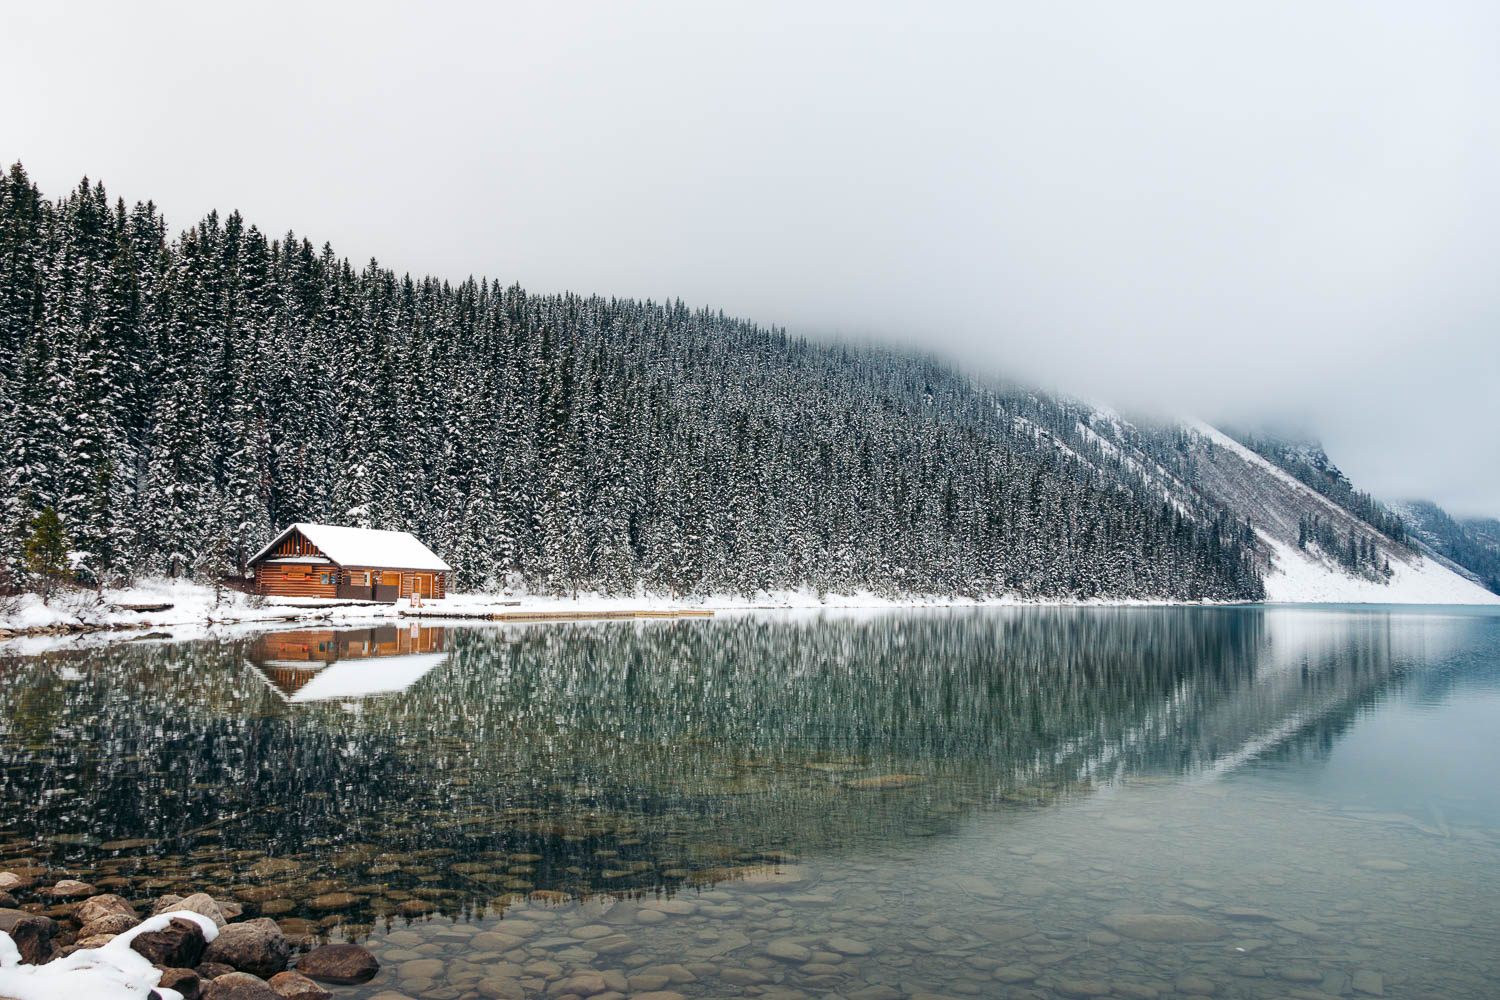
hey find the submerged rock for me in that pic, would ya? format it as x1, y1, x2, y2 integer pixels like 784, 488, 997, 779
765, 938, 812, 961
306, 891, 363, 912
1101, 913, 1224, 942
0, 872, 35, 892
1174, 973, 1218, 995
43, 878, 97, 898
245, 858, 302, 880
296, 943, 380, 984
843, 774, 925, 790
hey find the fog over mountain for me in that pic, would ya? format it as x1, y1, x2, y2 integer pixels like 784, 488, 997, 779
4, 1, 1497, 513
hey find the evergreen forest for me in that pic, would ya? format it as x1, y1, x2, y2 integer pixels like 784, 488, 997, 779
0, 165, 1264, 601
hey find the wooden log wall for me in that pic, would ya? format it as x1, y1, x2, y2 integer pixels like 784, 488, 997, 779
254, 563, 339, 598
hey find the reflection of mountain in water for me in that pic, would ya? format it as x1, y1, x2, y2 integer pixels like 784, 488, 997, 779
245, 626, 450, 702
0, 608, 1485, 923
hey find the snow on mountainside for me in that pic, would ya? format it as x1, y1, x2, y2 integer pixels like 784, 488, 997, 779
1387, 500, 1500, 595
1186, 423, 1499, 604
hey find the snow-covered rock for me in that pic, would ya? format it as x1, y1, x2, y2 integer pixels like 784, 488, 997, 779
0, 909, 218, 1000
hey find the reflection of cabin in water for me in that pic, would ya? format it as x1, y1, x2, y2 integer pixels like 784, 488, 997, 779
246, 625, 450, 703
248, 523, 450, 601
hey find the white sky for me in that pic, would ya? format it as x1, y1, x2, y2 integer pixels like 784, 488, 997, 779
5, 1, 1498, 514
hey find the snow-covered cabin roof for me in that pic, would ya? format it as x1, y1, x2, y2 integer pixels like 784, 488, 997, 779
249, 523, 452, 571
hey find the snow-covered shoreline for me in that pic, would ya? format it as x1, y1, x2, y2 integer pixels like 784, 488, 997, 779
2, 575, 1496, 655
0, 579, 1217, 639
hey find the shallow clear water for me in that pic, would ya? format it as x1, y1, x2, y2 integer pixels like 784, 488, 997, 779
2, 605, 1498, 999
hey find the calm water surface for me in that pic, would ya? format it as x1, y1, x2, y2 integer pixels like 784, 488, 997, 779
2, 606, 1498, 999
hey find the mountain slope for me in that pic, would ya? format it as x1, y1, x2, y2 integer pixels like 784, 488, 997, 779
1183, 425, 1497, 604
1389, 500, 1500, 596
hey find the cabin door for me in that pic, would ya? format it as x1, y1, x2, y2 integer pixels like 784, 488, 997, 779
372, 571, 400, 603
412, 573, 433, 597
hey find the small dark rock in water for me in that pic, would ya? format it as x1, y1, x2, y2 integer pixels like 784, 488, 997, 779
197, 962, 238, 980
294, 942, 380, 984
157, 967, 203, 1000
0, 891, 16, 908
131, 916, 208, 968
0, 909, 59, 965
202, 918, 290, 978
75, 892, 138, 926
268, 970, 333, 1000
203, 971, 280, 1000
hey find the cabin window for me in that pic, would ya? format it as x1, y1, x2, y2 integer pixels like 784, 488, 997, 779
320, 572, 333, 585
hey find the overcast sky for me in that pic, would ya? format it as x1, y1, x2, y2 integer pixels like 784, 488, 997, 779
6, 1, 1498, 513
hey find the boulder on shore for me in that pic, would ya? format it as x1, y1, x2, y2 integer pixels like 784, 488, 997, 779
130, 915, 209, 968
0, 909, 58, 964
157, 967, 203, 1000
152, 892, 230, 928
204, 971, 280, 1000
74, 892, 138, 926
78, 911, 141, 939
269, 969, 333, 1000
202, 917, 290, 978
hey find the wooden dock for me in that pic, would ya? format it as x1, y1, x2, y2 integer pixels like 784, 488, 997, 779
399, 608, 714, 623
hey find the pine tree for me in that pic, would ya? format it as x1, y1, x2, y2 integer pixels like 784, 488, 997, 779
23, 506, 70, 603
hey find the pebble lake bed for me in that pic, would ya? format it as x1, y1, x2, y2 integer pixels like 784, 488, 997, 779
1, 605, 1498, 999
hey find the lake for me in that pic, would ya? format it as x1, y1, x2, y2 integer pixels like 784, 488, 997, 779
2, 605, 1498, 999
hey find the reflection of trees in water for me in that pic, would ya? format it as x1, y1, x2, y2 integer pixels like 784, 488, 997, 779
0, 609, 1418, 914
1218, 614, 1491, 771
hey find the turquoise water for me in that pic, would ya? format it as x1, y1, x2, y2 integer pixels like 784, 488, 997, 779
1, 605, 1497, 998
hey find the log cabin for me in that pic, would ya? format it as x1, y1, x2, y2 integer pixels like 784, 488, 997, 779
247, 523, 451, 601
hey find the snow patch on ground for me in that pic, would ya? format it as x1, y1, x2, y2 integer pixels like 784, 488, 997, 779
1261, 536, 1500, 605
